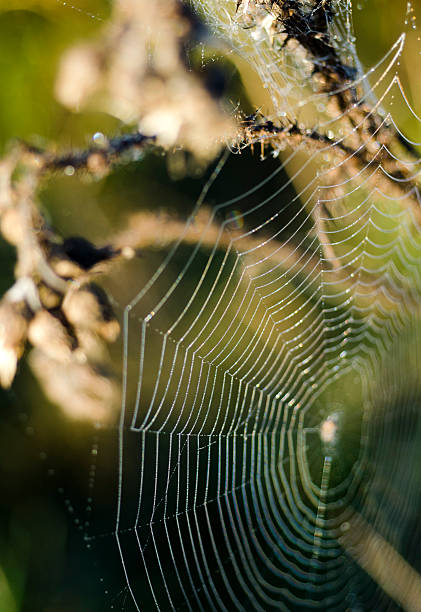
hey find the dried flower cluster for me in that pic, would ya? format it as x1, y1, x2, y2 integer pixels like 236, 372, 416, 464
55, 0, 235, 162
0, 0, 236, 422
0, 154, 126, 422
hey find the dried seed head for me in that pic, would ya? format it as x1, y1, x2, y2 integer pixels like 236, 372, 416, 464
62, 285, 102, 327
1, 202, 45, 247
55, 44, 102, 109
0, 299, 29, 388
0, 158, 15, 211
49, 256, 85, 280
0, 300, 28, 350
74, 328, 106, 361
96, 318, 120, 343
0, 207, 24, 246
28, 310, 75, 362
0, 345, 18, 388
29, 348, 120, 423
37, 283, 62, 310
62, 283, 120, 342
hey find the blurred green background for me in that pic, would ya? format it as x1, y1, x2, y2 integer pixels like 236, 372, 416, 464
0, 1, 420, 610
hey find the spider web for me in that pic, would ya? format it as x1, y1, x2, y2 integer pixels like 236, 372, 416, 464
64, 1, 421, 610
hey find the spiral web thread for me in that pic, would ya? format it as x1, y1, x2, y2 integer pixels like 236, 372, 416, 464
73, 1, 421, 609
